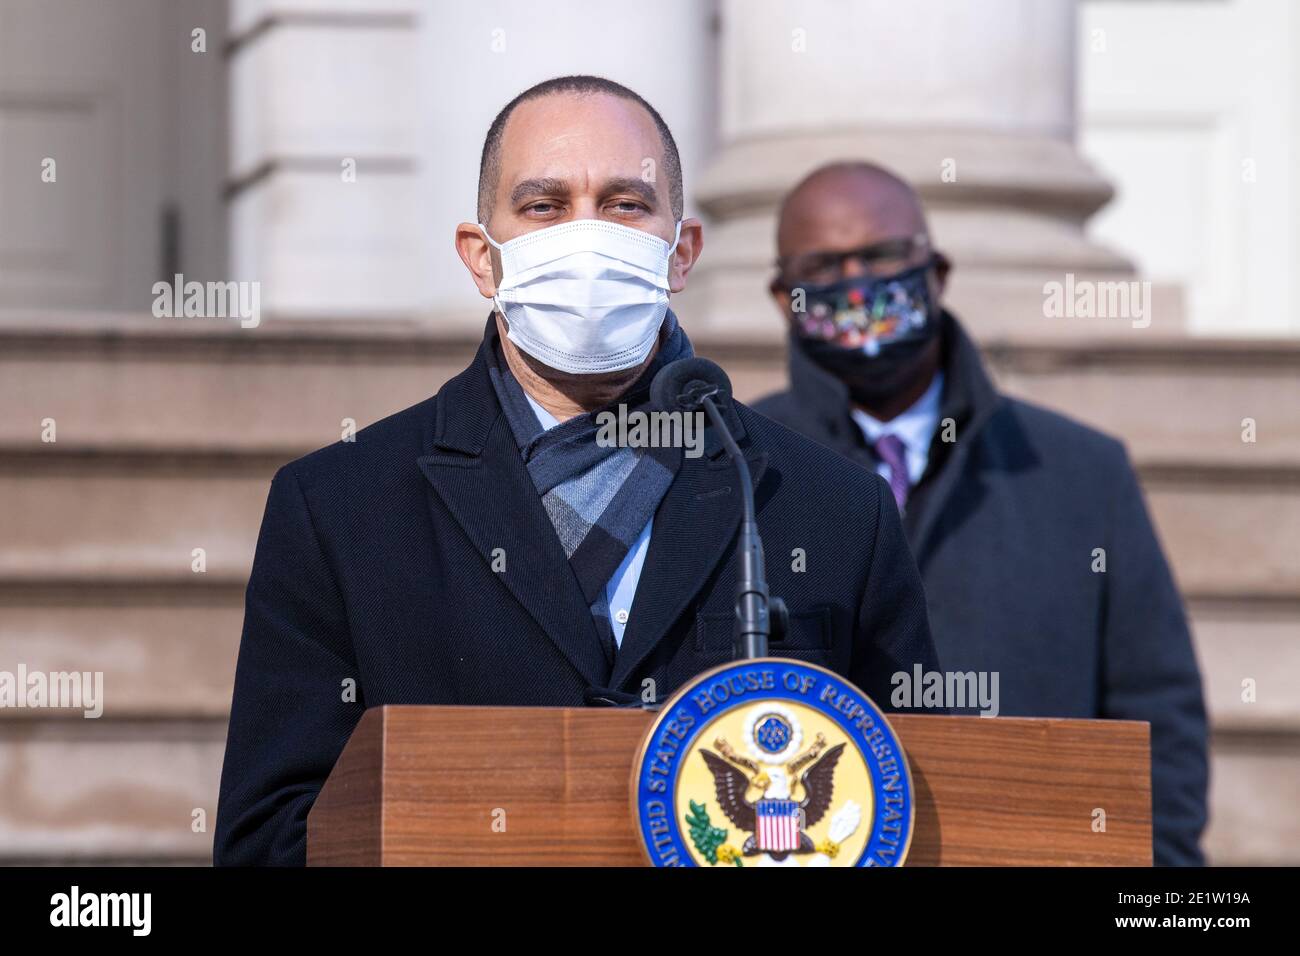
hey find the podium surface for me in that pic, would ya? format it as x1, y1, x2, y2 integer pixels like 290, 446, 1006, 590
307, 705, 1151, 866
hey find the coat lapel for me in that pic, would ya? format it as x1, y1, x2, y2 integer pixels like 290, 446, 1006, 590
905, 314, 1004, 565
610, 407, 768, 691
415, 337, 612, 689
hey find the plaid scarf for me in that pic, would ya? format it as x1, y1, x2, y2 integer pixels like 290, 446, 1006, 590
486, 312, 693, 664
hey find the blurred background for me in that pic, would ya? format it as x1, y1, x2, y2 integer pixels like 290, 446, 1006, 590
1, 0, 1297, 864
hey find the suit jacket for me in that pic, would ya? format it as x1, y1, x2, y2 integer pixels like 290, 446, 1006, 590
753, 312, 1209, 865
214, 319, 939, 865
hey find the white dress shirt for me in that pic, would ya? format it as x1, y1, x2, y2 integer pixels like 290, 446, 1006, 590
849, 372, 945, 486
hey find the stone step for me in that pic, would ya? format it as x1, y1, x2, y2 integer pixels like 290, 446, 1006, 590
2, 589, 1291, 728
0, 719, 223, 864
721, 342, 1300, 470
1191, 600, 1300, 733
2, 312, 1296, 865
991, 344, 1300, 469
0, 585, 243, 719
1, 457, 1294, 597
5, 311, 1300, 471
1142, 471, 1300, 598
1203, 736, 1300, 867
0, 464, 271, 584
0, 716, 1290, 865
0, 314, 475, 457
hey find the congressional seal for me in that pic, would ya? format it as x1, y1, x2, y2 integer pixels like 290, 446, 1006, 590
631, 658, 914, 867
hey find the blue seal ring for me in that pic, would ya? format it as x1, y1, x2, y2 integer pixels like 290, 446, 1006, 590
631, 657, 914, 867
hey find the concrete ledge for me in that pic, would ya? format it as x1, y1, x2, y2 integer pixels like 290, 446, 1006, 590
0, 719, 225, 863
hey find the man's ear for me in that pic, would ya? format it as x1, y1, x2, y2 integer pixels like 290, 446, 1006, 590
667, 217, 704, 293
932, 250, 952, 298
769, 278, 794, 321
455, 222, 498, 299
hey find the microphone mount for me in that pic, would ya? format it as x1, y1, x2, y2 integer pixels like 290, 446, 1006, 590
653, 358, 788, 660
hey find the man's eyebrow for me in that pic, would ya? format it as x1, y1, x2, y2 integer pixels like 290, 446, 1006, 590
510, 177, 571, 205
508, 175, 659, 208
600, 177, 658, 206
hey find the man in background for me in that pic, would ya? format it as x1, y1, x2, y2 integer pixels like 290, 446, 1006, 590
754, 161, 1208, 865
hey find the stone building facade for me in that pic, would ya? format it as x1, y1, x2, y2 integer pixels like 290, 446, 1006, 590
1, 0, 1297, 864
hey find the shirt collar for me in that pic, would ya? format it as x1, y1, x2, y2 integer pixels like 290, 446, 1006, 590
523, 391, 561, 431
851, 371, 945, 455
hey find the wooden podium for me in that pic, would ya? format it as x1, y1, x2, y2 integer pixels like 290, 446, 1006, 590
307, 705, 1151, 866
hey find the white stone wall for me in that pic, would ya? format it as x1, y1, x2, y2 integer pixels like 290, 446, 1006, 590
1080, 0, 1300, 334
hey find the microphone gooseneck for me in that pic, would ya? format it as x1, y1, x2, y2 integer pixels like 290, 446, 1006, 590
651, 358, 786, 660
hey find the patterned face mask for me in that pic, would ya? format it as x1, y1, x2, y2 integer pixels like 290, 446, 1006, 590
789, 258, 941, 403
792, 258, 936, 356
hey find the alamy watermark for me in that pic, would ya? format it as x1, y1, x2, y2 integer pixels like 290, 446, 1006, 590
152, 273, 260, 329
50, 886, 150, 936
0, 665, 103, 718
1043, 273, 1151, 329
596, 405, 705, 459
891, 665, 1000, 717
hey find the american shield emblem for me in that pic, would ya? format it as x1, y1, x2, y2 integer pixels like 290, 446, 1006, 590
632, 658, 914, 867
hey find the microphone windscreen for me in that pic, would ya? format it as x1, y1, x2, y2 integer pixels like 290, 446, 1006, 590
651, 357, 733, 412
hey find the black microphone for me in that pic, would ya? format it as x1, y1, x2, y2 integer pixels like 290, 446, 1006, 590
651, 358, 786, 660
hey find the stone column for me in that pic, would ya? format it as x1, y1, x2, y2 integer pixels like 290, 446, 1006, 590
682, 0, 1144, 343
225, 0, 425, 319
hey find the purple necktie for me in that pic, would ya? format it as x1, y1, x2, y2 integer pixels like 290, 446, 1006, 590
873, 434, 910, 511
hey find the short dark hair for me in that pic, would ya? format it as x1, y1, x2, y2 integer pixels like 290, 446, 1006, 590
477, 75, 683, 224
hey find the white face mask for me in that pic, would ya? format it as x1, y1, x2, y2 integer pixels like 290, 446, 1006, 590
479, 218, 682, 375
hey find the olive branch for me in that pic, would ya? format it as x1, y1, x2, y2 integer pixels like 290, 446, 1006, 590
685, 800, 741, 867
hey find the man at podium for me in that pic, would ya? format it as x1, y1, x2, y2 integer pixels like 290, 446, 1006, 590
213, 76, 941, 866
